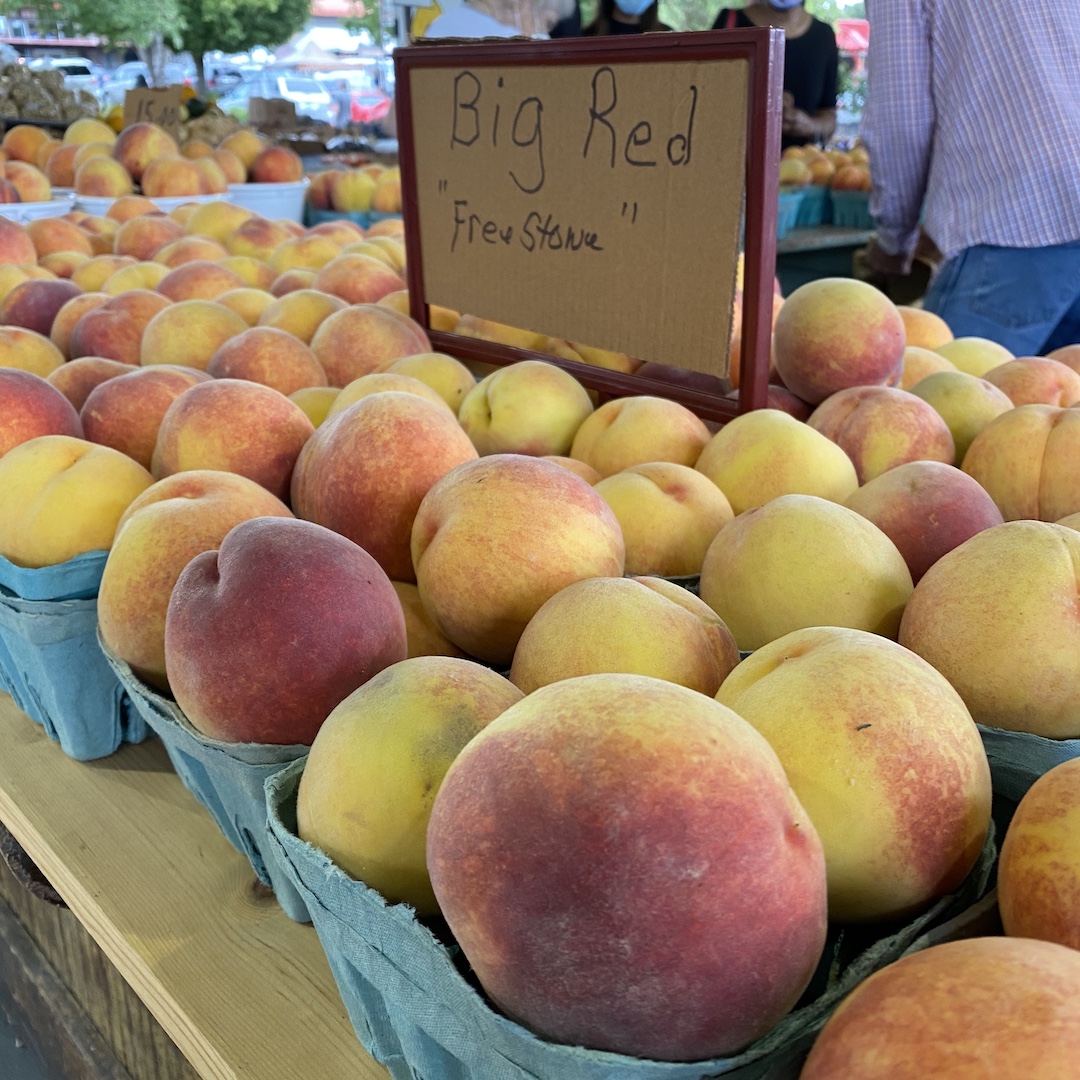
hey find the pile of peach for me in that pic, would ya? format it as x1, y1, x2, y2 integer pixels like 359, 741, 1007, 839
779, 142, 871, 192
307, 163, 402, 215
1, 118, 305, 201
4, 225, 1080, 1073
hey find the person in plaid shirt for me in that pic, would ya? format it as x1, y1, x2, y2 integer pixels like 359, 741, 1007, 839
861, 0, 1080, 355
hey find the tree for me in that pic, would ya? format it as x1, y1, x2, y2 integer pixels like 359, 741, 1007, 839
174, 0, 312, 93
66, 0, 185, 89
341, 2, 382, 45
806, 0, 865, 22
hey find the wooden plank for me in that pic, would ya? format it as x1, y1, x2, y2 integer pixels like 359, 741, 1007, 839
0, 692, 389, 1080
0, 884, 138, 1080
0, 858, 199, 1080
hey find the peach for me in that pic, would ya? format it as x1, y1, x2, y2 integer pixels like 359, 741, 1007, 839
308, 219, 365, 245
206, 326, 327, 395
141, 156, 206, 199
453, 314, 585, 362
695, 408, 858, 515
325, 373, 453, 418
569, 396, 712, 478
214, 287, 275, 326
193, 157, 229, 195
35, 137, 61, 168
371, 172, 400, 214
1, 124, 51, 164
112, 122, 179, 184
81, 365, 211, 470
46, 357, 136, 411
411, 455, 625, 665
101, 261, 170, 295
0, 369, 83, 456
569, 342, 642, 375
962, 405, 1080, 521
798, 938, 1080, 1080
24, 217, 89, 259
366, 217, 405, 239
378, 291, 461, 335
700, 494, 913, 651
808, 386, 956, 482
184, 200, 253, 243
363, 236, 406, 273
269, 268, 316, 295
63, 118, 116, 147
218, 129, 267, 171
104, 195, 160, 223
69, 255, 137, 293
512, 576, 738, 695
217, 256, 275, 291
0, 279, 82, 337
98, 470, 292, 689
719, 626, 990, 922
983, 355, 1080, 406
0, 178, 20, 205
0, 265, 31, 303
376, 355, 473, 413
0, 216, 36, 265
390, 581, 469, 659
288, 386, 339, 428
311, 253, 404, 306
293, 392, 477, 580
339, 239, 397, 269
49, 291, 110, 357
71, 289, 171, 365
310, 304, 431, 387
897, 305, 953, 349
899, 345, 955, 389
5, 161, 50, 203
180, 139, 214, 159
594, 463, 733, 577
37, 251, 90, 279
44, 144, 79, 188
298, 656, 519, 910
71, 141, 113, 172
167, 202, 201, 227
0, 326, 65, 377
152, 378, 314, 500
457, 360, 591, 457
844, 461, 1003, 583
998, 758, 1080, 950
114, 214, 184, 261
212, 147, 246, 185
74, 157, 134, 197
935, 336, 1013, 376
908, 369, 1014, 462
306, 169, 340, 210
153, 235, 229, 267
427, 673, 827, 1060
156, 260, 246, 302
224, 216, 293, 261
80, 213, 118, 256
1048, 343, 1080, 372
268, 235, 342, 274
0, 435, 152, 565
139, 300, 248, 370
899, 520, 1080, 736
541, 455, 602, 484
257, 288, 346, 343
249, 146, 303, 184
328, 169, 376, 212
773, 279, 905, 404
165, 517, 405, 743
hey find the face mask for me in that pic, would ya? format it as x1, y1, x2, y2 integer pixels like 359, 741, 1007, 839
766, 0, 803, 9
614, 0, 654, 15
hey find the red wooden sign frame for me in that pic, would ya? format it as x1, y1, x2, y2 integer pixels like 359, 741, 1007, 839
394, 29, 784, 423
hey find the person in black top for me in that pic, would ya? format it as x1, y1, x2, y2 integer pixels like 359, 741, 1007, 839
585, 0, 669, 36
715, 1, 838, 147
549, 0, 583, 36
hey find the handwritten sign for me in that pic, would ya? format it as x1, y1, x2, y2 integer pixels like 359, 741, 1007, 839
406, 56, 748, 377
123, 87, 183, 140
248, 97, 299, 132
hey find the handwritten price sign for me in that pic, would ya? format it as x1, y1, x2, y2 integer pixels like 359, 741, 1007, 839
123, 87, 183, 139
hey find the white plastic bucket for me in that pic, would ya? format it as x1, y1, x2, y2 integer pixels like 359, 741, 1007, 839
0, 196, 76, 223
73, 191, 226, 217
226, 180, 309, 224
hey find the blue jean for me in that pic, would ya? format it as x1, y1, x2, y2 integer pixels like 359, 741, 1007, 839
923, 242, 1080, 356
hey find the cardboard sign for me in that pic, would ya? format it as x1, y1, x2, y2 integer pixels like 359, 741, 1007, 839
405, 56, 748, 378
248, 97, 299, 132
123, 87, 183, 139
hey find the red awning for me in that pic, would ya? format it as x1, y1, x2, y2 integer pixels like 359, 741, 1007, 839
836, 18, 869, 54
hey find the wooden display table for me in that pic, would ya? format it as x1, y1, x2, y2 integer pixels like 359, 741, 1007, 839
0, 691, 389, 1080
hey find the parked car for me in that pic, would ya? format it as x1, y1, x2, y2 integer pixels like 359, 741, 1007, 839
217, 73, 337, 126
313, 69, 392, 127
102, 61, 192, 106
204, 60, 246, 93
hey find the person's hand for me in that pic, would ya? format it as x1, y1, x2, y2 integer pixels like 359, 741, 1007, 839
863, 236, 913, 277
782, 104, 819, 140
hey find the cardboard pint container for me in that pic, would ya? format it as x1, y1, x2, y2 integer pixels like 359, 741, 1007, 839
265, 758, 997, 1080
101, 634, 310, 923
977, 724, 1080, 804
0, 552, 148, 760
